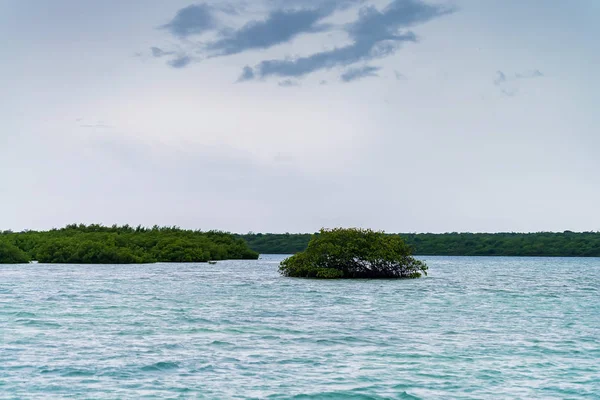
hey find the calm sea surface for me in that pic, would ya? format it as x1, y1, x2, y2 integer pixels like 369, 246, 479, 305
1, 255, 599, 399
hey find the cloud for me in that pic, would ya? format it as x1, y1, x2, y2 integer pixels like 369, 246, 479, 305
241, 0, 455, 80
394, 70, 406, 80
76, 118, 114, 129
79, 120, 114, 129
168, 55, 193, 68
80, 124, 113, 129
346, 0, 453, 42
153, 0, 455, 83
494, 70, 506, 85
267, 0, 365, 9
157, 2, 343, 69
340, 65, 380, 82
515, 69, 543, 79
207, 9, 331, 57
494, 69, 544, 96
278, 79, 301, 87
244, 31, 415, 79
151, 47, 175, 58
161, 4, 218, 38
495, 69, 543, 85
213, 3, 241, 15
238, 66, 256, 81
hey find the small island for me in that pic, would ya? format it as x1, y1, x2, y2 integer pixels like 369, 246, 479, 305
279, 228, 428, 279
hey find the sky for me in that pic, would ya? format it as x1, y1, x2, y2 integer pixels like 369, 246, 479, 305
1, 0, 599, 233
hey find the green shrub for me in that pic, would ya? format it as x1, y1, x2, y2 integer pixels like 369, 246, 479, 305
280, 228, 427, 279
315, 268, 344, 279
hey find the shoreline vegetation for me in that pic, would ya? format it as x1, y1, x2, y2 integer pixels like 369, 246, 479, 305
1, 225, 599, 264
0, 224, 258, 264
239, 231, 600, 257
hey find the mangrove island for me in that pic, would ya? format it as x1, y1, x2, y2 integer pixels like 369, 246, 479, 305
279, 228, 428, 279
0, 224, 259, 264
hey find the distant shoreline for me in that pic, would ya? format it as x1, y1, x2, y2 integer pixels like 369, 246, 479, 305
2, 227, 599, 263
239, 232, 600, 257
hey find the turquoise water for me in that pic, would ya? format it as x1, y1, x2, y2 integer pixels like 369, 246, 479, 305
1, 255, 599, 399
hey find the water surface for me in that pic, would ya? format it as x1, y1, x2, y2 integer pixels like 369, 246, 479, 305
1, 255, 599, 399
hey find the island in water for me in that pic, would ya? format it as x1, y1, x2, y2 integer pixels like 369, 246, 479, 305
0, 224, 258, 264
280, 228, 427, 279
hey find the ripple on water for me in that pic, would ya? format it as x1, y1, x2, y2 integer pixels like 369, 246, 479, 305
1, 256, 599, 399
15, 319, 62, 328
140, 361, 180, 372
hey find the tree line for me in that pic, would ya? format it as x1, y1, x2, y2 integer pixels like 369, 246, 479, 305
2, 227, 598, 264
0, 224, 259, 264
238, 231, 600, 257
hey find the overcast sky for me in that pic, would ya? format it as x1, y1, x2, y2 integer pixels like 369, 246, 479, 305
1, 0, 598, 233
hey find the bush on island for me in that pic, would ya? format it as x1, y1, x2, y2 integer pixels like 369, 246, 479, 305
279, 228, 427, 279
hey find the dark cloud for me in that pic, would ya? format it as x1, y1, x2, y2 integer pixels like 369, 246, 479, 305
341, 65, 380, 82
238, 66, 256, 81
154, 0, 455, 83
245, 31, 415, 79
151, 47, 175, 58
242, 0, 455, 80
168, 55, 193, 68
161, 4, 218, 38
346, 0, 452, 42
207, 9, 331, 56
157, 2, 340, 69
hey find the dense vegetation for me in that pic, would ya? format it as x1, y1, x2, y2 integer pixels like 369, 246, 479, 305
0, 224, 259, 264
237, 233, 313, 254
0, 242, 30, 264
2, 226, 598, 264
241, 231, 600, 257
279, 228, 428, 279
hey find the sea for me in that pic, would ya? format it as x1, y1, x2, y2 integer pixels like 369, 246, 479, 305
1, 255, 599, 399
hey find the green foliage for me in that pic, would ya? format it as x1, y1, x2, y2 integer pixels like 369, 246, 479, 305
401, 231, 600, 257
280, 228, 428, 279
315, 268, 344, 279
0, 224, 259, 264
0, 242, 31, 264
242, 231, 600, 257
237, 232, 313, 254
